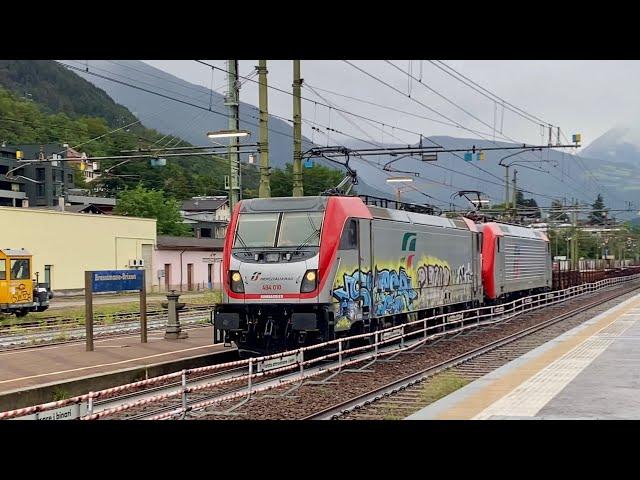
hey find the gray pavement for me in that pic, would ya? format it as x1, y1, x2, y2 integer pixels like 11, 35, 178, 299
536, 319, 640, 419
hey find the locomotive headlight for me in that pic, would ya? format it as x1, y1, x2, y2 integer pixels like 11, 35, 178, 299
229, 271, 244, 293
301, 269, 318, 293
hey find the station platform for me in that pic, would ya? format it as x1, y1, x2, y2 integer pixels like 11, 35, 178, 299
0, 326, 237, 411
407, 292, 640, 420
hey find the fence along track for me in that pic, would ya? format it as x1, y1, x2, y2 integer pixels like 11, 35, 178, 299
1, 273, 638, 420
305, 284, 639, 420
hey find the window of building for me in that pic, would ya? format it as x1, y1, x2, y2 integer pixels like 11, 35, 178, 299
36, 168, 45, 182
0, 259, 5, 280
37, 184, 45, 197
200, 228, 213, 238
0, 165, 7, 175
67, 173, 73, 184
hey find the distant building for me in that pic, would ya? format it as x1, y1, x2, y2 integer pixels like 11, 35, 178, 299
0, 143, 114, 209
180, 196, 230, 239
0, 145, 27, 207
0, 206, 156, 293
153, 236, 224, 292
10, 143, 76, 207
63, 145, 100, 182
64, 188, 116, 214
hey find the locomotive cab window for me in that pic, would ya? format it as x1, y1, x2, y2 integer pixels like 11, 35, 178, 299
10, 259, 30, 280
0, 259, 5, 280
234, 213, 280, 248
339, 219, 358, 250
277, 212, 323, 247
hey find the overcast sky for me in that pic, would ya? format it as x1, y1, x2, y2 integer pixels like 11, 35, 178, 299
143, 60, 640, 151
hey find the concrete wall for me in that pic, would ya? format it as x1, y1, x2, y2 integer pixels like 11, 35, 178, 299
0, 207, 156, 291
152, 249, 222, 292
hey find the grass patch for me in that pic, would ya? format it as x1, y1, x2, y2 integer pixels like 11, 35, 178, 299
419, 371, 469, 404
380, 371, 470, 420
4, 291, 222, 326
52, 387, 70, 401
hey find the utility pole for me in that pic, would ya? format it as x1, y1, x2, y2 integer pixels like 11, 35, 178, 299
571, 199, 578, 270
257, 60, 271, 198
292, 60, 304, 197
511, 169, 518, 221
226, 60, 240, 212
504, 164, 510, 218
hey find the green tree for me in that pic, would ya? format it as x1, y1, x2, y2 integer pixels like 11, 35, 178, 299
72, 164, 88, 189
589, 194, 607, 224
548, 199, 569, 223
114, 185, 191, 236
270, 163, 344, 197
514, 189, 541, 218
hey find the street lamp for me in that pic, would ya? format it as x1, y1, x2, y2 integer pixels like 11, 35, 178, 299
386, 176, 415, 183
386, 176, 414, 203
206, 129, 251, 139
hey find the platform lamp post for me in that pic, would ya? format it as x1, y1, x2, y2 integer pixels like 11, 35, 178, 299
386, 176, 414, 204
207, 129, 251, 213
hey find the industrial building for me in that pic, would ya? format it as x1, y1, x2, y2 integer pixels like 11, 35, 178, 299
0, 206, 156, 293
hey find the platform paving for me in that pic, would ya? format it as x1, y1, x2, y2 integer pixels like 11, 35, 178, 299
0, 326, 236, 410
407, 292, 640, 420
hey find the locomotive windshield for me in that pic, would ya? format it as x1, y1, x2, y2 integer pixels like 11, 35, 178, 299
278, 212, 323, 247
234, 213, 279, 248
234, 211, 324, 249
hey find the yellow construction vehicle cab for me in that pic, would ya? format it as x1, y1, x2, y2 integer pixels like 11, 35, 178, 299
0, 248, 50, 317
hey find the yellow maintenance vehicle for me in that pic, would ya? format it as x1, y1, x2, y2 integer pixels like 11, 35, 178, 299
0, 248, 50, 317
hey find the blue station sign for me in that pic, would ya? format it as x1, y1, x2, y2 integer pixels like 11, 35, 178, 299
92, 270, 144, 293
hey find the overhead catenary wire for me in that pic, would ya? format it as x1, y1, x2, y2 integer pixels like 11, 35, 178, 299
58, 61, 310, 146
63, 60, 616, 213
428, 60, 555, 128
350, 60, 598, 206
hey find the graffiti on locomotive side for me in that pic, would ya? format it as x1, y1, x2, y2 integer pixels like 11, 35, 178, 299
332, 265, 419, 317
373, 266, 419, 315
332, 254, 474, 327
416, 259, 474, 288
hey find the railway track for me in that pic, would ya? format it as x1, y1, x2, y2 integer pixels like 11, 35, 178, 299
191, 280, 640, 421
3, 277, 637, 421
307, 283, 640, 420
0, 306, 214, 350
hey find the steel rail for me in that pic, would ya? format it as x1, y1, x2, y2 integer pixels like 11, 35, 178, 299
302, 282, 640, 420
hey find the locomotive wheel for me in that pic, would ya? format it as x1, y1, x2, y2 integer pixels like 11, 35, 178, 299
15, 308, 29, 318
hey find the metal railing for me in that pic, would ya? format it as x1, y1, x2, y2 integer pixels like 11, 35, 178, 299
2, 272, 639, 421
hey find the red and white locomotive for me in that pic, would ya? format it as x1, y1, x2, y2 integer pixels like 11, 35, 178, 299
214, 195, 551, 351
